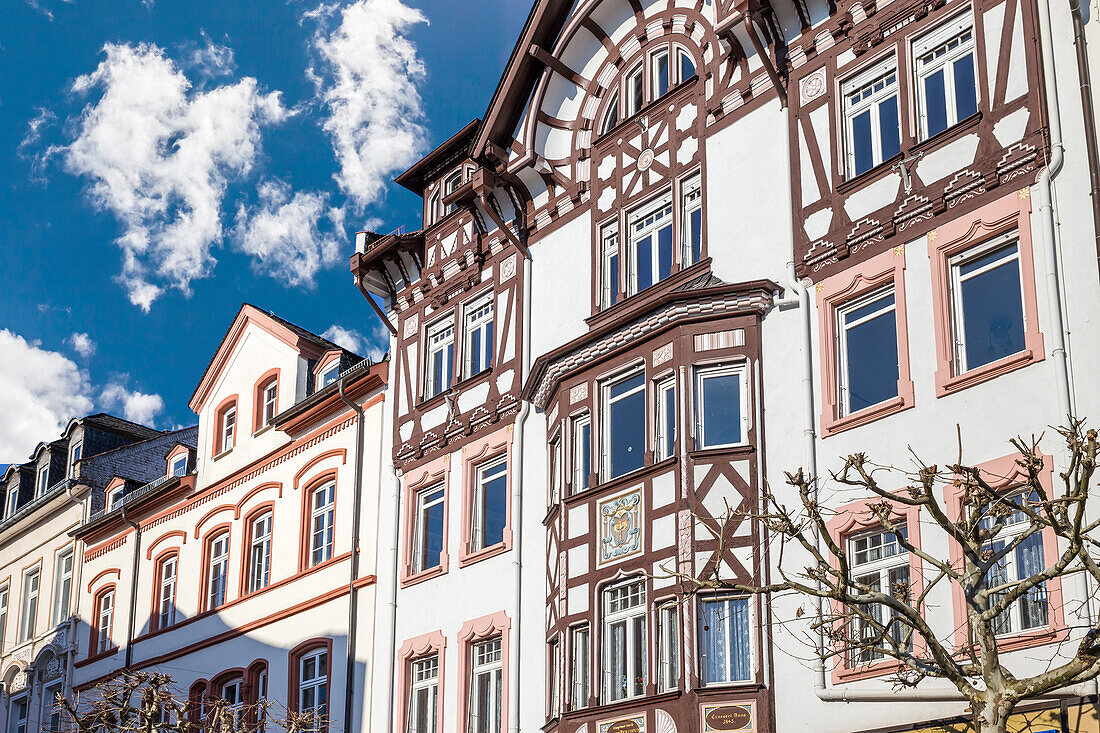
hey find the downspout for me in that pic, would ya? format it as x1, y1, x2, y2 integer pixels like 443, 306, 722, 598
1068, 0, 1100, 281
119, 504, 141, 670
337, 376, 366, 733
64, 481, 86, 701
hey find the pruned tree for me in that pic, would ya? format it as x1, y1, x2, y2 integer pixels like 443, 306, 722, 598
684, 421, 1100, 733
57, 671, 327, 733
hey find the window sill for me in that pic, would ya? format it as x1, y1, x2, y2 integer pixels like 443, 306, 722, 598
836, 151, 905, 195
936, 346, 1043, 397
910, 111, 983, 156
78, 646, 120, 667
687, 444, 755, 461
458, 540, 510, 568
822, 389, 914, 437
586, 260, 712, 332
563, 458, 677, 508
543, 502, 561, 527
252, 424, 274, 438
834, 658, 909, 683
400, 564, 447, 588
576, 689, 682, 718
954, 624, 1068, 656
212, 448, 233, 462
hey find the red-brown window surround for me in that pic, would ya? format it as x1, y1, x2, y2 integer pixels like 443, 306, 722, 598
287, 637, 333, 717
89, 584, 117, 656
240, 503, 276, 597
252, 368, 280, 433
212, 395, 239, 457
149, 549, 178, 632
397, 630, 447, 733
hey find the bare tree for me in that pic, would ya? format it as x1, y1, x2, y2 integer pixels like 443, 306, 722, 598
57, 671, 327, 733
686, 421, 1100, 733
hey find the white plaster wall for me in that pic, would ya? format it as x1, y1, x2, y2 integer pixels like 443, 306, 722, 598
529, 212, 593, 360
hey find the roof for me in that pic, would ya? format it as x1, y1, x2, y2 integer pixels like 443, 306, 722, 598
394, 119, 481, 194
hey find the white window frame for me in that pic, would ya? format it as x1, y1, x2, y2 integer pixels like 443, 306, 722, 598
18, 566, 39, 644
310, 482, 336, 566
109, 485, 126, 510
9, 693, 28, 733
208, 533, 230, 609
600, 93, 620, 135
463, 292, 495, 380
848, 527, 910, 663
221, 405, 237, 452
913, 13, 978, 140
656, 601, 679, 693
444, 171, 463, 216
601, 579, 647, 703
41, 681, 62, 733
548, 636, 561, 720
600, 223, 620, 309
836, 285, 899, 417
548, 433, 561, 506
299, 648, 328, 718
698, 595, 755, 685
471, 457, 507, 552
95, 589, 114, 654
158, 555, 177, 629
413, 484, 446, 574
948, 231, 1026, 374
424, 318, 455, 400
170, 453, 188, 478
600, 367, 648, 481
627, 195, 674, 296
841, 54, 901, 177
0, 584, 8, 654
569, 624, 590, 711
409, 655, 439, 733
69, 441, 82, 478
681, 174, 702, 267
36, 465, 49, 497
321, 364, 340, 388
222, 677, 244, 729
571, 413, 591, 495
677, 47, 696, 82
977, 493, 1050, 636
249, 511, 273, 592
625, 64, 644, 117
654, 376, 676, 462
651, 47, 670, 99
468, 636, 503, 733
694, 363, 750, 450
6, 483, 18, 518
262, 379, 279, 427
51, 547, 74, 626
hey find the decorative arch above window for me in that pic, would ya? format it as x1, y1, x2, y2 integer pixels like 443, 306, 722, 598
598, 41, 701, 139
213, 395, 239, 457
252, 368, 280, 433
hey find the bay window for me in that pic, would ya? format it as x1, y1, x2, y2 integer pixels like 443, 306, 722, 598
424, 319, 455, 400
571, 413, 591, 495
694, 363, 748, 449
409, 655, 439, 733
602, 369, 647, 480
471, 457, 507, 552
698, 595, 752, 685
837, 286, 900, 415
468, 637, 503, 733
628, 197, 674, 295
842, 56, 901, 177
848, 528, 910, 663
548, 637, 561, 719
310, 481, 336, 566
207, 533, 230, 610
654, 376, 676, 461
413, 484, 445, 573
602, 579, 646, 702
549, 435, 561, 505
915, 15, 978, 139
570, 624, 590, 710
463, 294, 494, 379
249, 511, 273, 591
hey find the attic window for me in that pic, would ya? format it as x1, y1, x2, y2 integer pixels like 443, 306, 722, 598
36, 466, 49, 498
69, 441, 82, 479
321, 364, 340, 388
109, 485, 126, 510
169, 454, 188, 478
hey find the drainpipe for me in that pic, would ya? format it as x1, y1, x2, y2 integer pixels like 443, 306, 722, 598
337, 376, 366, 733
119, 504, 141, 670
509, 251, 533, 733
1068, 0, 1100, 281
64, 481, 86, 701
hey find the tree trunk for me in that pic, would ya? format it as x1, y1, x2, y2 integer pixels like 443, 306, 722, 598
974, 697, 1009, 733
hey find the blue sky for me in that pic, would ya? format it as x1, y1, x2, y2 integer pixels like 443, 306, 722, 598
0, 0, 529, 461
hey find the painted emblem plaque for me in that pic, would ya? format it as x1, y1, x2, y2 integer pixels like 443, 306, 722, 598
599, 715, 645, 733
701, 702, 754, 732
598, 487, 643, 566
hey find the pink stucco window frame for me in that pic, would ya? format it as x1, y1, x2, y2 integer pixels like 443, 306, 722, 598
817, 247, 915, 436
942, 451, 1068, 651
459, 427, 514, 567
825, 498, 925, 683
454, 611, 511, 733
401, 455, 451, 587
927, 188, 1044, 396
397, 630, 447, 733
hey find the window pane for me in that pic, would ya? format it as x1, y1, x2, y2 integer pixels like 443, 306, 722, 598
924, 69, 949, 137
852, 110, 874, 175
608, 620, 627, 700
699, 370, 742, 448
953, 53, 977, 120
1016, 533, 1048, 629
636, 234, 653, 292
654, 53, 669, 97
657, 225, 673, 281
679, 51, 695, 80
609, 253, 619, 306
843, 297, 899, 413
480, 461, 507, 548
689, 208, 702, 264
609, 377, 646, 478
959, 247, 1025, 369
878, 95, 900, 162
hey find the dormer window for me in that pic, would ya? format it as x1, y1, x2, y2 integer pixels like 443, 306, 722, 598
69, 442, 82, 478
109, 485, 126, 510
36, 466, 49, 498
321, 364, 340, 388
6, 484, 18, 518
169, 454, 188, 478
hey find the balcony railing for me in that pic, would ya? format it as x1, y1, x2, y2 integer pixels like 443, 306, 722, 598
87, 472, 187, 522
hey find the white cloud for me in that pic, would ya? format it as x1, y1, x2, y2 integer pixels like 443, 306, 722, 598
20, 107, 56, 157
100, 380, 165, 425
322, 324, 387, 362
67, 332, 96, 359
307, 0, 429, 211
232, 179, 340, 288
0, 330, 94, 462
185, 31, 236, 80
54, 42, 287, 311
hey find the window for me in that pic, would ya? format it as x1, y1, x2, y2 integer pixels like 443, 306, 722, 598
548, 637, 561, 720
681, 175, 702, 266
157, 555, 178, 629
978, 494, 1048, 635
949, 232, 1027, 373
842, 56, 901, 177
601, 93, 619, 135
109, 484, 127, 510
694, 364, 748, 449
207, 533, 230, 609
656, 602, 679, 692
654, 377, 676, 461
222, 677, 244, 730
625, 65, 644, 117
471, 458, 507, 552
310, 481, 336, 566
249, 512, 273, 591
256, 668, 269, 732
0, 585, 8, 654
628, 197, 674, 295
262, 380, 278, 427
41, 682, 62, 733
408, 655, 439, 733
321, 364, 340, 388
468, 637, 503, 733
837, 286, 900, 416
170, 453, 188, 477
51, 548, 74, 625
678, 49, 696, 81
8, 695, 27, 733
69, 441, 82, 478
413, 484, 445, 573
698, 596, 752, 685
444, 171, 463, 216
915, 15, 977, 139
602, 369, 646, 480
463, 294, 494, 379
299, 648, 328, 719
569, 625, 590, 710
18, 568, 39, 643
549, 435, 561, 506
424, 319, 455, 399
602, 580, 646, 702
94, 589, 114, 654
652, 49, 670, 98
848, 528, 910, 663
428, 193, 442, 225
6, 483, 18, 518
571, 413, 591, 495
37, 465, 49, 497
600, 224, 621, 309
220, 404, 237, 453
